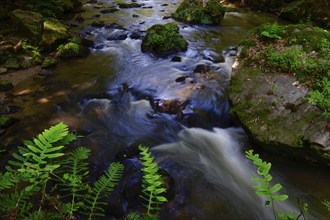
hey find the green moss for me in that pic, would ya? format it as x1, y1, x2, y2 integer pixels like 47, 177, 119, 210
0, 115, 10, 127
141, 22, 188, 57
57, 42, 89, 58
118, 3, 142, 8
173, 0, 225, 25
41, 18, 70, 49
41, 57, 58, 68
240, 23, 330, 112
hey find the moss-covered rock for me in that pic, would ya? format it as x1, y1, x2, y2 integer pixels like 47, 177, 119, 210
0, 80, 13, 91
173, 0, 225, 25
229, 23, 330, 165
57, 42, 90, 58
60, 0, 83, 12
279, 0, 311, 23
118, 3, 143, 8
141, 22, 188, 57
11, 9, 43, 43
41, 57, 58, 68
40, 18, 70, 50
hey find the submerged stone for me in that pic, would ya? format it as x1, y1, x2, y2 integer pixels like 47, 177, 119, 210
141, 22, 188, 58
0, 80, 13, 91
41, 57, 58, 68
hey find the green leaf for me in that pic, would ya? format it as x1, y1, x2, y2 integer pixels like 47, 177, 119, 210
273, 194, 289, 201
269, 183, 282, 193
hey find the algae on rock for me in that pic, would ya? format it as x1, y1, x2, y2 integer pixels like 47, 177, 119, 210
141, 22, 188, 58
173, 0, 225, 25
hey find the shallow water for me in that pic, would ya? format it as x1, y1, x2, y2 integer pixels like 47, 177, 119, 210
1, 0, 329, 219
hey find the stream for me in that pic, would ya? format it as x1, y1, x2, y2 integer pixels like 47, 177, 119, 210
1, 0, 329, 219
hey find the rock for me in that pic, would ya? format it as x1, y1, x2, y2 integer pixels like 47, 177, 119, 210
4, 58, 20, 69
141, 22, 188, 58
130, 29, 145, 39
21, 56, 34, 69
279, 0, 310, 23
173, 0, 226, 25
161, 4, 169, 6
57, 42, 90, 58
175, 76, 186, 82
193, 64, 210, 73
40, 18, 70, 49
163, 15, 172, 19
0, 80, 13, 91
142, 6, 153, 9
91, 20, 105, 27
229, 65, 330, 165
60, 0, 83, 12
153, 99, 187, 114
118, 3, 143, 8
41, 57, 58, 68
80, 38, 94, 47
0, 67, 7, 74
100, 8, 119, 14
11, 9, 43, 43
105, 23, 125, 30
171, 56, 182, 62
74, 14, 85, 22
203, 51, 225, 63
132, 14, 139, 18
107, 30, 128, 41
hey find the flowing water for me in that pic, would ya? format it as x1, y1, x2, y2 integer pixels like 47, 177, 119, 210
1, 0, 329, 219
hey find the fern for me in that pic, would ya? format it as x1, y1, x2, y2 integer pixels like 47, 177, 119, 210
0, 122, 78, 217
82, 162, 124, 220
57, 147, 91, 216
0, 191, 33, 218
245, 150, 303, 220
0, 172, 15, 191
139, 145, 167, 216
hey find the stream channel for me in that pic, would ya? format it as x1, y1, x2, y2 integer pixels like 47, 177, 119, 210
1, 0, 330, 219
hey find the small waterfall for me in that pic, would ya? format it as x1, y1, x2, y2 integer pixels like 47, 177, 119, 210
153, 127, 296, 219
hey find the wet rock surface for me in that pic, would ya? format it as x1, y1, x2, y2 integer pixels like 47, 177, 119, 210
229, 63, 330, 165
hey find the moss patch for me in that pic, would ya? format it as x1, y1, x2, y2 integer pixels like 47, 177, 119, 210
240, 23, 330, 112
141, 22, 188, 58
173, 0, 225, 25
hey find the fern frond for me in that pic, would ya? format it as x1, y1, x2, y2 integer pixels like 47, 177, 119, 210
139, 145, 167, 215
56, 147, 91, 215
82, 162, 124, 220
0, 191, 32, 217
0, 172, 15, 191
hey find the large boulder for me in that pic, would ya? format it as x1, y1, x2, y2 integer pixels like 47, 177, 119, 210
141, 22, 188, 57
11, 9, 43, 42
173, 0, 226, 25
229, 23, 330, 165
41, 18, 70, 49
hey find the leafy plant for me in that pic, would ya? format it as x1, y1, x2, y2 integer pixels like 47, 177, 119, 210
245, 150, 311, 220
308, 77, 330, 112
245, 150, 289, 219
0, 122, 125, 219
139, 145, 167, 218
260, 22, 284, 40
83, 162, 124, 220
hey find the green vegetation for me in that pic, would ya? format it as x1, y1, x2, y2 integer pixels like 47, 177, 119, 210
246, 150, 310, 220
241, 23, 330, 112
173, 0, 225, 25
139, 145, 167, 218
260, 22, 284, 40
141, 22, 188, 57
0, 122, 167, 219
0, 115, 11, 126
